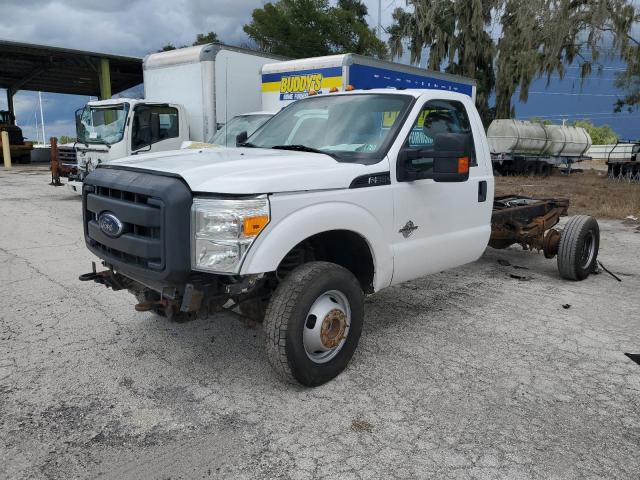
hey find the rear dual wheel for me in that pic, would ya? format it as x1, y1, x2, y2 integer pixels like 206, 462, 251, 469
264, 261, 364, 387
557, 215, 600, 280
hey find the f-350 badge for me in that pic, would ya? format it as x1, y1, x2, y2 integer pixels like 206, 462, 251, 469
399, 221, 419, 238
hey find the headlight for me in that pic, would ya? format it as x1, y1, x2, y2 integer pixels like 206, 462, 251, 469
191, 196, 269, 273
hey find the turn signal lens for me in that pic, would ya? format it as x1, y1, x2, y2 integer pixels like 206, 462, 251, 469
329, 87, 339, 93
458, 156, 470, 174
345, 85, 355, 91
308, 89, 317, 96
243, 215, 269, 236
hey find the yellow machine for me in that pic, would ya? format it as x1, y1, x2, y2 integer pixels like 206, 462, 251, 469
0, 110, 33, 163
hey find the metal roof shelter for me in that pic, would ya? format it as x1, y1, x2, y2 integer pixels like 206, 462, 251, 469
0, 40, 142, 116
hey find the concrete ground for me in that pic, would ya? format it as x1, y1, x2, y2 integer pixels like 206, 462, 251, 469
1, 166, 639, 480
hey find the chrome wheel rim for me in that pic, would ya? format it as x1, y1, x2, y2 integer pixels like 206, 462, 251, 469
580, 231, 596, 270
303, 290, 351, 364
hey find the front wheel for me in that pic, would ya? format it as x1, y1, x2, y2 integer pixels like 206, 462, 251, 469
264, 261, 364, 387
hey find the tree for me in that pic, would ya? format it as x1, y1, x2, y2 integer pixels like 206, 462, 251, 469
158, 44, 179, 52
529, 117, 619, 144
528, 117, 554, 125
193, 32, 219, 46
157, 31, 221, 53
244, 0, 387, 59
389, 1, 638, 122
58, 135, 77, 144
571, 119, 619, 144
613, 7, 640, 112
388, 0, 497, 124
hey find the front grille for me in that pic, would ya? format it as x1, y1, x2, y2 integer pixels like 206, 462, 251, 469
57, 145, 77, 164
85, 185, 164, 270
83, 168, 193, 284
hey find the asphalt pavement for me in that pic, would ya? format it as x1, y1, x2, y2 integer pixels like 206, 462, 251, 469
1, 166, 639, 479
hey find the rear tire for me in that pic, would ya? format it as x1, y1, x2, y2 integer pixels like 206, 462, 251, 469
264, 261, 364, 387
557, 215, 599, 280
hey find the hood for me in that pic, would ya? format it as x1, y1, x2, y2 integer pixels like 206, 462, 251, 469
103, 146, 383, 194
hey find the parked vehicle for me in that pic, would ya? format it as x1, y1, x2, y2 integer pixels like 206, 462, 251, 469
209, 111, 276, 147
590, 141, 640, 183
0, 110, 33, 163
487, 119, 592, 175
67, 44, 281, 193
261, 53, 477, 111
80, 88, 599, 386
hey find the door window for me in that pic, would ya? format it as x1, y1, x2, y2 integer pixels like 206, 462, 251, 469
403, 100, 477, 174
131, 105, 179, 150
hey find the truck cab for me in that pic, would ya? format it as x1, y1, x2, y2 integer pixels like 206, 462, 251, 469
81, 89, 494, 386
68, 98, 188, 192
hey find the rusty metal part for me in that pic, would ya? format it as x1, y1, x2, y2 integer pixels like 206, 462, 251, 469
49, 137, 62, 186
180, 283, 204, 313
134, 300, 156, 312
542, 229, 561, 258
490, 196, 569, 252
78, 263, 128, 291
320, 309, 347, 349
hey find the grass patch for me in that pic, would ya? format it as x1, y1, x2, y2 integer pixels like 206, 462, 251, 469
495, 170, 640, 219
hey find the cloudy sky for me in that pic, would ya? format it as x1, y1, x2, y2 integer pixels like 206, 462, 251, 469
1, 0, 638, 141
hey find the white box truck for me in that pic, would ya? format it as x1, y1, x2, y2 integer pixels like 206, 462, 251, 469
67, 44, 281, 193
168, 54, 478, 150
260, 53, 477, 111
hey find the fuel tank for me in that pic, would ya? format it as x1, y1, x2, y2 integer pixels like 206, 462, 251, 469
487, 119, 592, 157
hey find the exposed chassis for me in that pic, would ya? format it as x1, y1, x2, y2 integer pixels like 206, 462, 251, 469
489, 195, 569, 257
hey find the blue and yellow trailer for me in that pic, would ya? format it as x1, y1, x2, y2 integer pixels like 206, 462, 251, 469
261, 53, 476, 111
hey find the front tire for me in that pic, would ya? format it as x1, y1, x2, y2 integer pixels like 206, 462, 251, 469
264, 261, 364, 387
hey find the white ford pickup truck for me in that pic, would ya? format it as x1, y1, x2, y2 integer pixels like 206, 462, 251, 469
80, 89, 599, 386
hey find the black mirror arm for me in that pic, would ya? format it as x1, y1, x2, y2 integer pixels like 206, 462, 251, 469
132, 143, 152, 155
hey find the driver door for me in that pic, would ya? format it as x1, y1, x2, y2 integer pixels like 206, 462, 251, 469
390, 98, 492, 285
131, 105, 182, 154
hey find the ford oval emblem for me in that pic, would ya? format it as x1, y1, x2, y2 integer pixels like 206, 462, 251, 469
98, 211, 124, 238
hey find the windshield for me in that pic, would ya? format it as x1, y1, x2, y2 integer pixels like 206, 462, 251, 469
210, 114, 273, 147
246, 94, 414, 163
76, 103, 129, 145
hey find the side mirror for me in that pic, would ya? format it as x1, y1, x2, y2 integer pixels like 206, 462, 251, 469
132, 143, 152, 155
236, 130, 248, 147
397, 133, 471, 183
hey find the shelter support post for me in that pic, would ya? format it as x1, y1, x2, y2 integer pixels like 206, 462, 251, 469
1, 131, 11, 169
98, 58, 112, 100
6, 89, 15, 119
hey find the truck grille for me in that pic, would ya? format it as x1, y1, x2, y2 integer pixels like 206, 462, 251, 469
85, 186, 164, 270
83, 168, 193, 284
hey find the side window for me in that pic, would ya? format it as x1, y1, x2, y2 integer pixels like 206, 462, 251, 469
403, 100, 477, 173
131, 106, 179, 150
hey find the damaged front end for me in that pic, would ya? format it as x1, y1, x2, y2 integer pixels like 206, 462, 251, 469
79, 260, 268, 320
80, 167, 270, 320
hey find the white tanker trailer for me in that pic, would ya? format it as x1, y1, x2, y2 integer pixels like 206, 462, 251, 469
487, 119, 592, 175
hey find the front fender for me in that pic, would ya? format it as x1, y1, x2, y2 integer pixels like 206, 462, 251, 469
240, 200, 393, 292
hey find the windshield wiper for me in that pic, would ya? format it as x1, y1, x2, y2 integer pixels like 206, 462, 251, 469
238, 141, 258, 148
271, 144, 336, 159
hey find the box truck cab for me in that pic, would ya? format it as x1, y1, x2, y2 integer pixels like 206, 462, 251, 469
71, 99, 188, 191
67, 44, 281, 193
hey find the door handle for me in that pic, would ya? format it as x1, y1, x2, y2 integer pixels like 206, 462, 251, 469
478, 180, 487, 202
